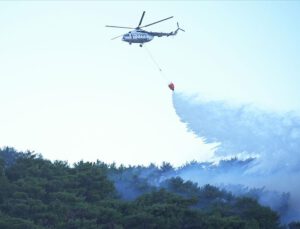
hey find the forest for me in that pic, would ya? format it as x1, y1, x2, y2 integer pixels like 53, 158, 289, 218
0, 147, 299, 229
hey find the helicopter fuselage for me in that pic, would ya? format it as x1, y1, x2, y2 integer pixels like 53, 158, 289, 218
107, 11, 184, 46
122, 30, 154, 44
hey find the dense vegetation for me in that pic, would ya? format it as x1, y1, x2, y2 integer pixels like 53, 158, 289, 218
0, 147, 297, 228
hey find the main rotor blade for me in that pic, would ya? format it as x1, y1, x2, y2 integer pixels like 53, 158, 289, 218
111, 34, 124, 40
140, 16, 173, 28
137, 11, 146, 28
106, 25, 134, 29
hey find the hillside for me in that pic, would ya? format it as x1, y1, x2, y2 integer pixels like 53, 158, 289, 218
0, 147, 298, 228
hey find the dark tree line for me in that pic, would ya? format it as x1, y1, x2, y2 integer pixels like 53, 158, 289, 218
0, 147, 297, 228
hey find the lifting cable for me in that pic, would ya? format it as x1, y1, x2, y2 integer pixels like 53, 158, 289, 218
143, 45, 175, 91
143, 45, 169, 83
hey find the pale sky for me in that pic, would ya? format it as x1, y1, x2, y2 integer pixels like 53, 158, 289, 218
1, 1, 299, 166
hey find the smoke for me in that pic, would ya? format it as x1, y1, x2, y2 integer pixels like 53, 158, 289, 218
172, 92, 300, 223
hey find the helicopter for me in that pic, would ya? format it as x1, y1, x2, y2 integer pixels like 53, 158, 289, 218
106, 11, 185, 47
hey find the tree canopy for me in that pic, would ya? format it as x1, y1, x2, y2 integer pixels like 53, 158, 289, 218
0, 147, 292, 228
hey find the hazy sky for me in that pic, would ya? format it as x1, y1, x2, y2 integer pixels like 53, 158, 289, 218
1, 1, 299, 166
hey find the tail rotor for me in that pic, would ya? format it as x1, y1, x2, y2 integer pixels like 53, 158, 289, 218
173, 22, 185, 35
177, 22, 185, 32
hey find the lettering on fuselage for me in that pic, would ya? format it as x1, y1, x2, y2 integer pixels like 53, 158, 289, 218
122, 31, 153, 43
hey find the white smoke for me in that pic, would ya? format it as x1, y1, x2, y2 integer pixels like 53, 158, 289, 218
172, 92, 300, 223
